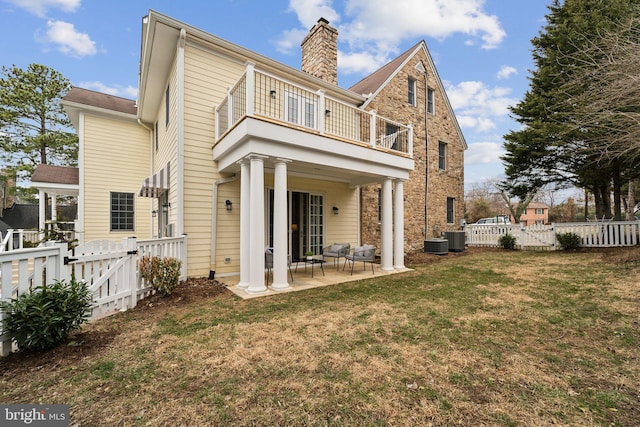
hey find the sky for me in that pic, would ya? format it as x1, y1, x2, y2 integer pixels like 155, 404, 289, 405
0, 0, 553, 193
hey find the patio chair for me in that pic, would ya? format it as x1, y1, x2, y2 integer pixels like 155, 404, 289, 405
343, 244, 376, 275
322, 243, 350, 269
265, 249, 294, 285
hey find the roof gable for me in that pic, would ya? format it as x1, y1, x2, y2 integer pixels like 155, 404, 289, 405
350, 41, 467, 150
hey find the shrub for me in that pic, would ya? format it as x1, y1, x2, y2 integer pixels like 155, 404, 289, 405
498, 233, 517, 250
139, 256, 182, 296
556, 232, 582, 250
0, 279, 93, 352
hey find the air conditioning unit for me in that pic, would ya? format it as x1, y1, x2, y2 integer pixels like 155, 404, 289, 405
443, 231, 466, 252
424, 238, 448, 255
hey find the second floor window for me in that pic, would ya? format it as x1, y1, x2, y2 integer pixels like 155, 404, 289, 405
155, 121, 159, 151
438, 141, 447, 170
535, 208, 544, 215
427, 88, 435, 114
285, 91, 316, 128
165, 84, 170, 127
408, 77, 416, 106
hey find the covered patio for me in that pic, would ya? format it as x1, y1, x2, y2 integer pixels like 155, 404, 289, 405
220, 259, 412, 299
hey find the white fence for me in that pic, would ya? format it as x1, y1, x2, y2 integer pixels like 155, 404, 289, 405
465, 220, 640, 250
0, 235, 188, 356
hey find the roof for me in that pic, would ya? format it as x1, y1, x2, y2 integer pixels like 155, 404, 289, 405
350, 41, 468, 150
31, 164, 79, 186
63, 86, 137, 115
350, 42, 420, 96
1, 204, 38, 229
527, 202, 550, 209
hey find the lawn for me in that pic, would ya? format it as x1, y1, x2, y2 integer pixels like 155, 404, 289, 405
1, 247, 639, 426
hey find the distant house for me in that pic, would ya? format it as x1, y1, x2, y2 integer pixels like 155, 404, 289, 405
62, 11, 466, 292
514, 202, 549, 225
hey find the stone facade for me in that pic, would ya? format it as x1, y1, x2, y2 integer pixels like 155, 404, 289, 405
301, 18, 338, 85
359, 48, 466, 252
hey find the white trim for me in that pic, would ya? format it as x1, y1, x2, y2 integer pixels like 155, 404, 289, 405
177, 28, 186, 236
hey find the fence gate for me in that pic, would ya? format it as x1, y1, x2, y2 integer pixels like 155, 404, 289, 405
68, 237, 139, 320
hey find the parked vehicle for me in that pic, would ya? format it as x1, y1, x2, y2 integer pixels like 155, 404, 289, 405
475, 216, 511, 225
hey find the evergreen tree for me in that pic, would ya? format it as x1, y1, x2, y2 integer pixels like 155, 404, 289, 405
502, 0, 639, 218
0, 63, 77, 182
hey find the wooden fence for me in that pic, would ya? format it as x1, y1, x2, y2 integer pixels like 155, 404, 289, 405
465, 220, 640, 250
0, 235, 188, 356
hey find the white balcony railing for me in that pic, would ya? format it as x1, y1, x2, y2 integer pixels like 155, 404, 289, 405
215, 64, 413, 156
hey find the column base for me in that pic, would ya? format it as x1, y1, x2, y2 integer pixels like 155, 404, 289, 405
247, 284, 267, 293
270, 282, 290, 291
236, 281, 250, 289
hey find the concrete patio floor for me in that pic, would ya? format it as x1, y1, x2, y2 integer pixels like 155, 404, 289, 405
219, 260, 412, 299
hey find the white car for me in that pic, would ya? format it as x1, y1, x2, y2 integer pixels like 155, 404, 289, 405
475, 216, 511, 225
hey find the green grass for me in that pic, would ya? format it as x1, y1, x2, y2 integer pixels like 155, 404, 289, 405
1, 247, 639, 426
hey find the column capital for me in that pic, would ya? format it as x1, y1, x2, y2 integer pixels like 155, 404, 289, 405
274, 157, 292, 164
246, 154, 269, 162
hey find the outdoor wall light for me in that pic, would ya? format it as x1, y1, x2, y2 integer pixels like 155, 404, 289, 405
225, 199, 233, 211
152, 210, 157, 218
269, 90, 277, 99
325, 109, 331, 117
333, 206, 339, 215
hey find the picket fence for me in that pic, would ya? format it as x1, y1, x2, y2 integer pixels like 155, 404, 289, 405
465, 220, 640, 250
0, 235, 187, 356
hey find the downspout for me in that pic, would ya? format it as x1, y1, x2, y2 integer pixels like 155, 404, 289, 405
137, 118, 154, 238
177, 29, 186, 236
422, 69, 429, 239
211, 175, 238, 279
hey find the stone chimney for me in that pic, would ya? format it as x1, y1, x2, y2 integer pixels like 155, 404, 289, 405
301, 17, 338, 85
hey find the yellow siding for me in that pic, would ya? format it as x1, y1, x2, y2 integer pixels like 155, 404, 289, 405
213, 175, 358, 275
183, 42, 245, 276
151, 61, 179, 233
83, 115, 151, 242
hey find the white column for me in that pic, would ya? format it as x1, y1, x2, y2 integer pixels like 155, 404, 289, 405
247, 155, 267, 293
51, 194, 58, 223
394, 180, 405, 269
38, 189, 46, 241
271, 159, 291, 290
380, 178, 394, 271
237, 160, 251, 289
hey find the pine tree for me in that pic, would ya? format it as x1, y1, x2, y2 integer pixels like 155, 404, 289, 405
0, 63, 78, 182
502, 0, 639, 218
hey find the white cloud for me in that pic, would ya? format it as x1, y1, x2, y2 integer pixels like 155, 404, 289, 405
445, 80, 517, 133
38, 20, 96, 57
338, 50, 386, 75
288, 0, 340, 28
465, 141, 505, 165
277, 0, 506, 76
497, 65, 517, 80
78, 81, 137, 99
274, 28, 308, 54
5, 0, 80, 17
342, 0, 505, 50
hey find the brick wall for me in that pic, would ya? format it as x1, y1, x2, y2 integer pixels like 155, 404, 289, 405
360, 49, 465, 252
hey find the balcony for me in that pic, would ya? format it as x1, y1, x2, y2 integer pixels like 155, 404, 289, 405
215, 64, 413, 157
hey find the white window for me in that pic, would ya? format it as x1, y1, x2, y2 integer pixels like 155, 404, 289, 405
285, 91, 317, 128
427, 88, 435, 114
438, 141, 447, 170
408, 77, 416, 106
535, 208, 544, 215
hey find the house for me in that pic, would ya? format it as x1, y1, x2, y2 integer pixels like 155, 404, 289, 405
62, 11, 465, 293
513, 202, 549, 225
